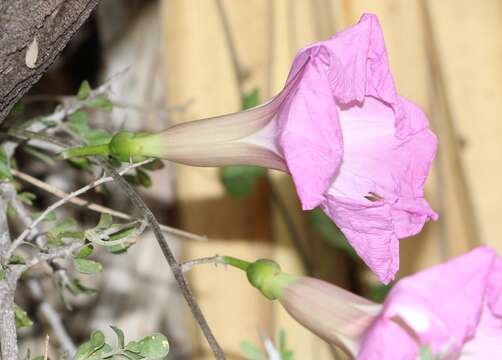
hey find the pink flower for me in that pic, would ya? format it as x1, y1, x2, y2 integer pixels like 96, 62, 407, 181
358, 246, 502, 359
66, 14, 437, 283
241, 247, 502, 359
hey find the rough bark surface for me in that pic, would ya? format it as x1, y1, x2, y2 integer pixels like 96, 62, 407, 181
0, 0, 100, 123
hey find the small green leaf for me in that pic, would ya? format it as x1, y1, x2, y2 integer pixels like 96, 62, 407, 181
0, 269, 5, 280
220, 166, 267, 198
124, 341, 141, 353
15, 305, 33, 328
18, 192, 36, 206
74, 258, 103, 275
240, 341, 266, 360
136, 169, 152, 188
77, 80, 91, 100
73, 342, 94, 360
67, 279, 97, 295
9, 255, 25, 265
31, 211, 56, 222
68, 157, 91, 170
308, 208, 358, 259
107, 226, 136, 254
74, 244, 94, 259
138, 333, 170, 359
85, 95, 113, 112
90, 330, 105, 349
121, 351, 143, 360
110, 325, 125, 348
47, 218, 82, 246
95, 213, 113, 230
0, 148, 13, 181
241, 88, 260, 110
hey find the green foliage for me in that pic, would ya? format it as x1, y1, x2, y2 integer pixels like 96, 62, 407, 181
419, 346, 440, 360
30, 211, 56, 222
73, 328, 169, 360
15, 305, 33, 328
220, 165, 267, 197
67, 278, 97, 296
0, 147, 13, 181
308, 208, 358, 259
68, 111, 111, 146
73, 258, 103, 275
74, 244, 94, 259
47, 218, 84, 246
368, 283, 393, 303
242, 88, 260, 110
84, 95, 114, 113
77, 81, 91, 101
0, 269, 5, 280
84, 214, 139, 254
240, 342, 266, 360
241, 330, 294, 360
18, 192, 36, 206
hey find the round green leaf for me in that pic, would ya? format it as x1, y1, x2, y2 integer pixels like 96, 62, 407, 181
90, 330, 105, 349
138, 333, 169, 359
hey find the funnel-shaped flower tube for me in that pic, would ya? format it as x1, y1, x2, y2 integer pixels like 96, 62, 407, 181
222, 257, 382, 356
64, 13, 437, 284
226, 246, 502, 359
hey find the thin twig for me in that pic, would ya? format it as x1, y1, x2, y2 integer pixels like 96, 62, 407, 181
11, 169, 207, 242
180, 255, 224, 273
5, 159, 153, 261
95, 158, 226, 359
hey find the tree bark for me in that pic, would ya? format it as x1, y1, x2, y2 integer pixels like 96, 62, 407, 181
0, 0, 100, 123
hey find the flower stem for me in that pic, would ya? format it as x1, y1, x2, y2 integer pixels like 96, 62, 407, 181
220, 256, 250, 271
61, 143, 109, 159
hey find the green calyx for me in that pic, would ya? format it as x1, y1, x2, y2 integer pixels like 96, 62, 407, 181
221, 256, 296, 300
62, 131, 163, 162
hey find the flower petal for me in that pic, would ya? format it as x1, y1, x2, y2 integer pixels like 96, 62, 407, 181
278, 46, 343, 210
321, 96, 437, 283
382, 247, 501, 355
357, 317, 418, 360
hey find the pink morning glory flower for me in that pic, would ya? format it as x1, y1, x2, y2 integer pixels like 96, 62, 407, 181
65, 14, 437, 284
358, 246, 502, 359
236, 246, 502, 359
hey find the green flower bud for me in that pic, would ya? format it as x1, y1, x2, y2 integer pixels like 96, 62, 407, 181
245, 259, 296, 300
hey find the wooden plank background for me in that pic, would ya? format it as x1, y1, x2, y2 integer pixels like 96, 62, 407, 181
159, 0, 502, 358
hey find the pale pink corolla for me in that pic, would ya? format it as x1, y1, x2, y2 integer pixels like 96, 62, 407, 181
262, 247, 502, 359
358, 246, 502, 359
102, 14, 437, 283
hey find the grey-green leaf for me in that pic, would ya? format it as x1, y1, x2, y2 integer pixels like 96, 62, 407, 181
85, 95, 113, 112
110, 325, 125, 348
95, 213, 113, 230
74, 258, 103, 275
15, 305, 33, 328
90, 330, 105, 349
138, 333, 169, 359
74, 244, 94, 259
77, 81, 91, 100
240, 341, 266, 360
220, 166, 267, 198
242, 88, 260, 110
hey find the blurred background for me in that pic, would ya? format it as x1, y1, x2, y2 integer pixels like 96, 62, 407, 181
14, 0, 502, 359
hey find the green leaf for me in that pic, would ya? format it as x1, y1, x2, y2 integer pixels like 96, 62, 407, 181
121, 351, 143, 360
9, 255, 25, 265
77, 81, 91, 100
74, 258, 103, 275
220, 166, 267, 198
68, 157, 91, 170
110, 325, 125, 348
419, 346, 440, 360
107, 227, 136, 254
18, 192, 36, 206
278, 330, 294, 360
240, 341, 266, 360
241, 88, 260, 110
15, 305, 33, 328
47, 218, 82, 246
0, 269, 5, 280
368, 283, 393, 304
138, 333, 170, 359
124, 341, 141, 354
73, 342, 94, 360
95, 213, 113, 230
141, 159, 164, 171
68, 111, 111, 146
74, 244, 94, 259
67, 279, 97, 295
85, 95, 113, 112
136, 169, 152, 188
0, 148, 13, 181
90, 330, 105, 349
31, 211, 56, 222
308, 208, 358, 259
32, 356, 44, 360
